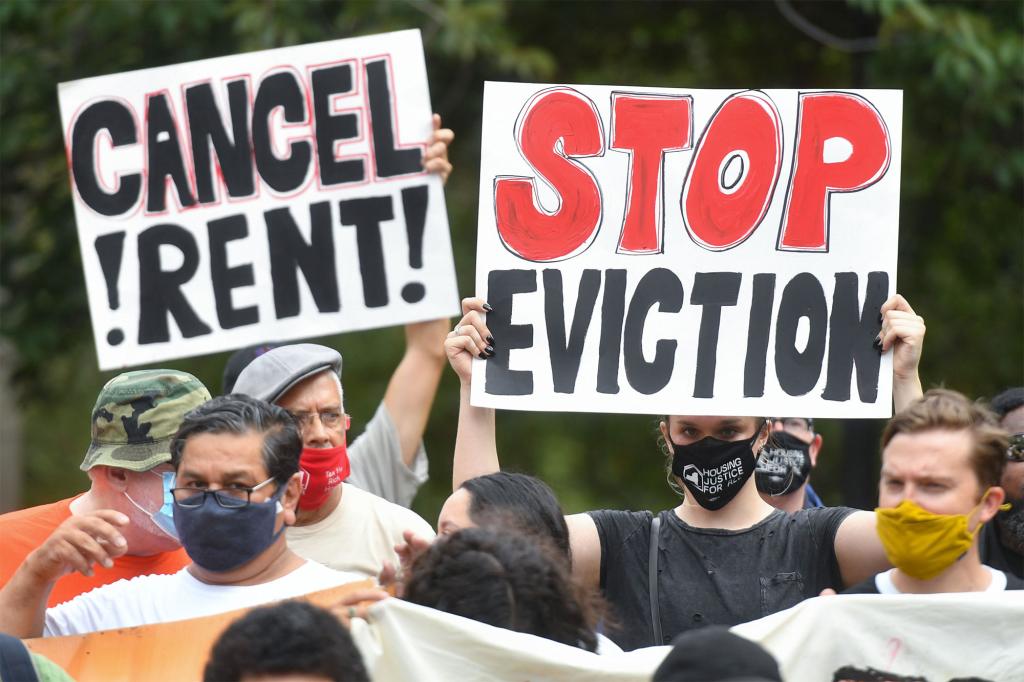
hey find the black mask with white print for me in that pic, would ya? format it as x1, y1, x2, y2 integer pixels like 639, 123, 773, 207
670, 424, 765, 510
755, 430, 813, 497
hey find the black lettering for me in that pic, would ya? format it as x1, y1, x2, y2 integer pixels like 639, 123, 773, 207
822, 271, 888, 402
774, 272, 828, 396
691, 272, 742, 398
208, 214, 258, 329
252, 72, 312, 193
485, 269, 537, 396
338, 196, 393, 308
137, 224, 211, 343
365, 59, 421, 178
312, 64, 364, 186
543, 269, 600, 394
624, 268, 683, 395
94, 232, 126, 310
71, 101, 141, 216
146, 94, 197, 213
597, 269, 627, 394
266, 202, 340, 319
743, 273, 776, 397
185, 80, 254, 203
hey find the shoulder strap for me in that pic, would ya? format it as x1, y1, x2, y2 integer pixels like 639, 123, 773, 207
0, 632, 39, 682
648, 514, 663, 646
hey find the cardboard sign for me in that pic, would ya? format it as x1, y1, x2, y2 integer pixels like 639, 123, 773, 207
59, 30, 458, 370
473, 83, 902, 417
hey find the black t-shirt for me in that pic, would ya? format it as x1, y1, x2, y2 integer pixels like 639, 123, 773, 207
979, 517, 1024, 580
843, 568, 1024, 593
589, 506, 854, 651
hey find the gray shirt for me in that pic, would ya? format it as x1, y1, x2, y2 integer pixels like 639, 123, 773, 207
589, 505, 854, 650
347, 402, 428, 508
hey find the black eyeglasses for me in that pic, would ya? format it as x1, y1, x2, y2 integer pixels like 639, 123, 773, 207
287, 410, 350, 431
1008, 433, 1024, 463
171, 476, 277, 509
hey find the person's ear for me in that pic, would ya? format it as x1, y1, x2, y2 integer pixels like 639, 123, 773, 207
977, 485, 1006, 525
103, 466, 130, 492
659, 420, 670, 446
755, 420, 771, 452
280, 472, 303, 525
808, 434, 823, 468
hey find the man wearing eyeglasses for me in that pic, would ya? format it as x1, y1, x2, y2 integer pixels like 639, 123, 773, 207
233, 344, 434, 577
981, 387, 1024, 579
0, 370, 207, 606
755, 417, 825, 512
0, 395, 363, 638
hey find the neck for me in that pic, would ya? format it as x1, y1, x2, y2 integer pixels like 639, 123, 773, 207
188, 536, 304, 586
891, 545, 992, 593
294, 483, 343, 526
765, 486, 806, 514
675, 478, 775, 530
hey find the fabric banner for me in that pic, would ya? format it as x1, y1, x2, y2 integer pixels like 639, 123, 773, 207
58, 30, 459, 370
473, 82, 902, 417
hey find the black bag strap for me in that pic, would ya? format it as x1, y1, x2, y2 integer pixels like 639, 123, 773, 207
0, 632, 39, 682
648, 514, 663, 646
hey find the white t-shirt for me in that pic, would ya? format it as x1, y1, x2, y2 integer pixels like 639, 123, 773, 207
287, 483, 435, 577
348, 402, 428, 509
43, 560, 361, 637
873, 566, 1009, 594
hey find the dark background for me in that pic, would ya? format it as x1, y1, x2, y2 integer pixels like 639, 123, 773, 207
1, 0, 1021, 521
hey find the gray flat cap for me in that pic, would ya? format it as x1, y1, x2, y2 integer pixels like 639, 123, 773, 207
232, 343, 342, 404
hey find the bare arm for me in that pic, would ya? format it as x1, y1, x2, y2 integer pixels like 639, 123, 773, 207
0, 510, 128, 637
566, 513, 602, 590
833, 510, 890, 587
881, 294, 925, 412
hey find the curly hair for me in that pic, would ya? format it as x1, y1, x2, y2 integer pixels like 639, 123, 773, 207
203, 600, 368, 682
404, 527, 600, 652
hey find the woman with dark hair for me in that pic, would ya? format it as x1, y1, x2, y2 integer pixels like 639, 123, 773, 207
438, 471, 572, 561
444, 295, 926, 650
403, 527, 599, 652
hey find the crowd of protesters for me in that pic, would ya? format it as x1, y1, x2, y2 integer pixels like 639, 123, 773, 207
0, 121, 1021, 682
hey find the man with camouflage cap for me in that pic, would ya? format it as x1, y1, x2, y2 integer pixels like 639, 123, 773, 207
0, 370, 210, 606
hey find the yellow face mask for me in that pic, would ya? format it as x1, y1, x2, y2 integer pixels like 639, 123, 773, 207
874, 492, 1006, 581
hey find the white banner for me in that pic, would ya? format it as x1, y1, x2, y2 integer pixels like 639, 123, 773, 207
59, 30, 458, 370
473, 82, 902, 417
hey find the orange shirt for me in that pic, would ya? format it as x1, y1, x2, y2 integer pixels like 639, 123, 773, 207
0, 495, 190, 606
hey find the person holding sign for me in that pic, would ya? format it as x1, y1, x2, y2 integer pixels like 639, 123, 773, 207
445, 295, 925, 651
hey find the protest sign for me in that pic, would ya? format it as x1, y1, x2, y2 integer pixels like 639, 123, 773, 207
473, 83, 902, 417
59, 30, 458, 370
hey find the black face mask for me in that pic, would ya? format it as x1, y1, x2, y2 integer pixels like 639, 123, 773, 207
755, 431, 813, 497
671, 425, 764, 510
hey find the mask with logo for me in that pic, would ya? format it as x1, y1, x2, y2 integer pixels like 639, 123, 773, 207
875, 493, 1006, 580
755, 431, 812, 497
671, 424, 764, 510
173, 483, 287, 572
124, 470, 179, 540
298, 442, 350, 510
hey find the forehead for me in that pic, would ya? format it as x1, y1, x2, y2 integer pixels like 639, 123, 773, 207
178, 431, 268, 479
275, 370, 342, 411
1001, 405, 1024, 433
882, 429, 975, 479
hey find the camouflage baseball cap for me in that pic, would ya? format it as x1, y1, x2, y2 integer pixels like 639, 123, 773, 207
80, 370, 211, 472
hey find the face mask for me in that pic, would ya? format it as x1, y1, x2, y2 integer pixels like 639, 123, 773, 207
125, 471, 179, 541
671, 425, 764, 510
875, 494, 1001, 580
173, 483, 287, 573
755, 431, 812, 496
298, 442, 350, 510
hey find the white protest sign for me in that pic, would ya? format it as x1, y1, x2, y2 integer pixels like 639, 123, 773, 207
473, 82, 902, 417
59, 29, 459, 370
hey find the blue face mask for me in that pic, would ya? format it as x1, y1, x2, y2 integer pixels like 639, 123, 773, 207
124, 471, 179, 541
172, 482, 287, 573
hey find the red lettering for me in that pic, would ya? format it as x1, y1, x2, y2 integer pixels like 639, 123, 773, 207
778, 92, 890, 251
610, 93, 692, 254
682, 91, 782, 251
494, 87, 604, 262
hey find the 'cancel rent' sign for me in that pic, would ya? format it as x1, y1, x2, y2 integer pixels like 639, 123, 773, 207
60, 30, 458, 370
473, 83, 902, 418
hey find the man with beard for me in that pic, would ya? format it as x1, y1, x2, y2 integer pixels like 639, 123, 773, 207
981, 387, 1024, 578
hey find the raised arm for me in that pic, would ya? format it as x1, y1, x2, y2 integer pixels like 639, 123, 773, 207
379, 115, 456, 465
880, 294, 925, 412
833, 510, 890, 587
445, 297, 500, 489
0, 510, 128, 638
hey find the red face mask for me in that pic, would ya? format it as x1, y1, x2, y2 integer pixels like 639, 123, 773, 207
297, 441, 350, 510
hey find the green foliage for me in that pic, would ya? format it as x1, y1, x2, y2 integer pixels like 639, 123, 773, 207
1, 0, 1020, 519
